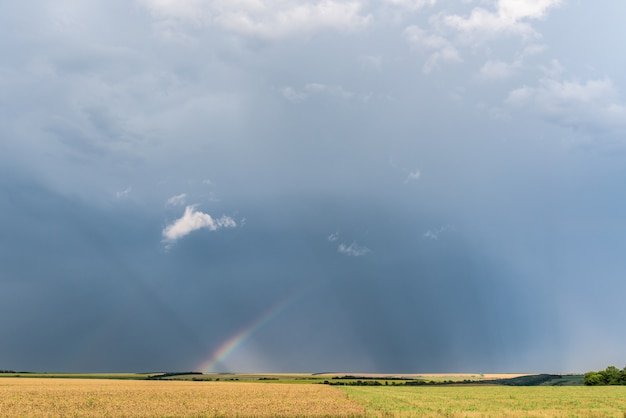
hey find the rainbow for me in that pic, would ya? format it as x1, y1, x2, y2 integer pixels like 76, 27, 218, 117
197, 290, 304, 373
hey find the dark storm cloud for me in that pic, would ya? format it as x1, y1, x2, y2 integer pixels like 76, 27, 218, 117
2, 0, 626, 374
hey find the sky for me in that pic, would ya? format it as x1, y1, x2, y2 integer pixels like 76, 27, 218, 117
1, 0, 626, 374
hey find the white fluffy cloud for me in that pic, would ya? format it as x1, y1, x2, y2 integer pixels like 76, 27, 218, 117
338, 241, 371, 256
443, 0, 562, 40
138, 0, 371, 39
162, 205, 237, 243
404, 25, 462, 74
498, 0, 561, 20
506, 77, 626, 134
401, 1, 559, 73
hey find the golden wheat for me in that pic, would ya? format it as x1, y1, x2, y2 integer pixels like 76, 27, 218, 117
0, 378, 365, 417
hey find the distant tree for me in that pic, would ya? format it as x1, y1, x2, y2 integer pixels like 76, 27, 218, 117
600, 366, 622, 385
583, 372, 603, 386
584, 366, 626, 385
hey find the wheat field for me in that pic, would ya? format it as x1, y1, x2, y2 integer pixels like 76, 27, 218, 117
4, 376, 626, 417
0, 378, 365, 417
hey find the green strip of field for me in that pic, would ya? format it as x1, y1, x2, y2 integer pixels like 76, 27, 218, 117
341, 385, 626, 417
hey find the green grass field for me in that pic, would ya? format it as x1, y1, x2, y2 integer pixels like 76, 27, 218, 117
342, 385, 626, 417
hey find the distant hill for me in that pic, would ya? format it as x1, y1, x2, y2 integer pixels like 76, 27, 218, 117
482, 374, 583, 386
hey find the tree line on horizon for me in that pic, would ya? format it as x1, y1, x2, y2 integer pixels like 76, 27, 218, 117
583, 366, 626, 385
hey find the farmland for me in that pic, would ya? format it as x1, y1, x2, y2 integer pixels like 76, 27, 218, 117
0, 378, 365, 417
1, 374, 625, 417
342, 385, 626, 417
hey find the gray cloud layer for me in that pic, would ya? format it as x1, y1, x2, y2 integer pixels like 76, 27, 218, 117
1, 1, 626, 373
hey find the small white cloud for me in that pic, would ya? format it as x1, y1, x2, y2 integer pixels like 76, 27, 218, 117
404, 169, 421, 183
404, 25, 462, 74
116, 187, 132, 199
338, 241, 371, 257
498, 0, 562, 21
506, 76, 626, 134
162, 205, 236, 244
166, 193, 187, 206
423, 225, 454, 240
328, 232, 339, 242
